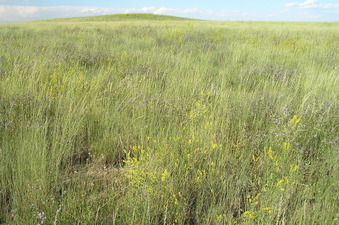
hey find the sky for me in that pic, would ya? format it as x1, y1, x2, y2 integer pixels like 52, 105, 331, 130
0, 0, 338, 22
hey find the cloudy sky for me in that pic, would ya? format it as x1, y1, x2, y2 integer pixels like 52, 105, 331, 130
0, 0, 338, 22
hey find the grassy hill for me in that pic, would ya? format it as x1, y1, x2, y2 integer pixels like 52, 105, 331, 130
42, 13, 195, 22
0, 14, 338, 224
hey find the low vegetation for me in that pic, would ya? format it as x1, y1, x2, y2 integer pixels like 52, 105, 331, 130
0, 14, 338, 224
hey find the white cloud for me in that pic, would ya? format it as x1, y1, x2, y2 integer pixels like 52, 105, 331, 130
80, 7, 110, 14
123, 7, 156, 14
154, 7, 177, 14
0, 5, 123, 22
286, 2, 299, 7
286, 0, 339, 9
182, 8, 200, 14
300, 0, 318, 7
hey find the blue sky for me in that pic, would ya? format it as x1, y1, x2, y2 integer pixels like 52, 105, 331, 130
0, 0, 338, 22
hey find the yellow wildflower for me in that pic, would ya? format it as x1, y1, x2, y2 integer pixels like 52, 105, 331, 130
290, 115, 301, 127
283, 142, 291, 150
244, 211, 256, 219
161, 169, 170, 181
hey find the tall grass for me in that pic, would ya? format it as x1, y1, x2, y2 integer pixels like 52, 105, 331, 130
0, 15, 338, 224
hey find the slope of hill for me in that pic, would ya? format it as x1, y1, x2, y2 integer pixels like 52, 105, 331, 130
43, 13, 196, 22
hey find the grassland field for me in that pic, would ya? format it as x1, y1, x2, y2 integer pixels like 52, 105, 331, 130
0, 13, 338, 224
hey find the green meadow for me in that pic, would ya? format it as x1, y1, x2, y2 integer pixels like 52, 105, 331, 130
0, 14, 338, 224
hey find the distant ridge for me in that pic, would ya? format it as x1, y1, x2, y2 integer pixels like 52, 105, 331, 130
43, 13, 196, 22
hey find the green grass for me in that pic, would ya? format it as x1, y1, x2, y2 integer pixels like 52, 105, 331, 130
0, 14, 338, 224
47, 13, 196, 22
